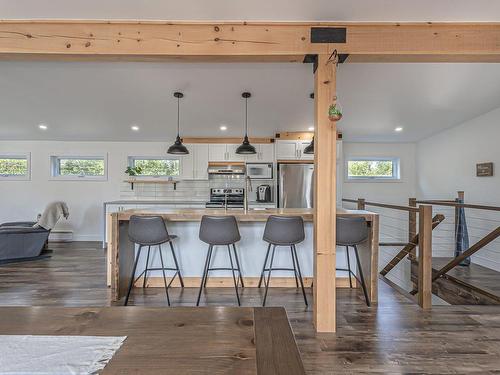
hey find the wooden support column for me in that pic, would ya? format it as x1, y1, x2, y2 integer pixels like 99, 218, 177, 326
313, 54, 337, 332
418, 204, 433, 309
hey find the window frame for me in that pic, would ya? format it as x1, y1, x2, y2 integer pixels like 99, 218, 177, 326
50, 154, 108, 181
127, 156, 181, 178
0, 152, 31, 181
345, 156, 401, 182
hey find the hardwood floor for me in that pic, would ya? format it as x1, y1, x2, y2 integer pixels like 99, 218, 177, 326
2, 241, 500, 373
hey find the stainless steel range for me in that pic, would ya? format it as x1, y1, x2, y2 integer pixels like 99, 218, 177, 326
205, 188, 245, 209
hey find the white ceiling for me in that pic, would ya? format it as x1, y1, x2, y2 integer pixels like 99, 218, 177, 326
2, 0, 500, 22
1, 61, 500, 143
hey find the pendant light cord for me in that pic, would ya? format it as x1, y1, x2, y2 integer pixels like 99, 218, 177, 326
177, 96, 180, 135
245, 96, 248, 136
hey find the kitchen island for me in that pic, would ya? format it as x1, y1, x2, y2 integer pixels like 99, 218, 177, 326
109, 208, 379, 304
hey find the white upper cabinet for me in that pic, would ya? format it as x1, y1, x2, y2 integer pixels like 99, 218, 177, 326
180, 145, 195, 179
257, 144, 274, 162
180, 144, 209, 180
225, 144, 246, 162
298, 141, 314, 160
208, 144, 227, 161
208, 143, 263, 162
275, 140, 299, 160
193, 144, 209, 179
275, 140, 313, 160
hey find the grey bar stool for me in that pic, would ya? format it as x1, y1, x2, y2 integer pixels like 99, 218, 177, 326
197, 215, 244, 306
258, 215, 308, 306
336, 216, 370, 306
124, 215, 184, 306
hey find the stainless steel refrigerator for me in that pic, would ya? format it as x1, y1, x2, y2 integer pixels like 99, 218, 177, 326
278, 163, 314, 208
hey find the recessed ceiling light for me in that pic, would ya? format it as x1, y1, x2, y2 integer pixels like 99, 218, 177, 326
395, 127, 403, 132
308, 126, 314, 131
131, 125, 140, 131
220, 125, 227, 131
38, 124, 48, 130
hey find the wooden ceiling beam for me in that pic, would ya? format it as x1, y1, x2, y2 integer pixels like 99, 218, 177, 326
0, 21, 499, 62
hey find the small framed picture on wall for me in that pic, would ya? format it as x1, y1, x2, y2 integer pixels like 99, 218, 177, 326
476, 162, 494, 177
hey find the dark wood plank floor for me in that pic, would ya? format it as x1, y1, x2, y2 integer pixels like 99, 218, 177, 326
2, 242, 500, 373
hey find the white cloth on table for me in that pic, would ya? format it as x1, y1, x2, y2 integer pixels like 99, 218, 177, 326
0, 335, 126, 375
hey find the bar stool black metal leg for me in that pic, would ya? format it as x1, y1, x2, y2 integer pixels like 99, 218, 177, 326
142, 245, 151, 288
258, 243, 271, 288
232, 244, 245, 288
197, 245, 212, 306
227, 245, 241, 306
346, 245, 353, 288
262, 245, 276, 306
158, 245, 171, 306
125, 245, 143, 306
290, 246, 299, 288
353, 245, 370, 307
169, 241, 184, 287
292, 245, 308, 306
203, 245, 213, 288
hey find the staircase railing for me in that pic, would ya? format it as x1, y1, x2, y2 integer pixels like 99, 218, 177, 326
343, 198, 434, 308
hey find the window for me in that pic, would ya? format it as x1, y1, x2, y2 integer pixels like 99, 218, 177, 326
0, 153, 30, 180
346, 157, 400, 181
128, 157, 180, 177
50, 155, 107, 180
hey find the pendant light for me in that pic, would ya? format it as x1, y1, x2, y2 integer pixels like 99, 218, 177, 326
303, 93, 315, 154
236, 92, 256, 154
167, 92, 189, 155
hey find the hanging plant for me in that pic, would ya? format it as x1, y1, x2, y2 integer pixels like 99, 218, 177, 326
328, 96, 342, 122
125, 166, 143, 176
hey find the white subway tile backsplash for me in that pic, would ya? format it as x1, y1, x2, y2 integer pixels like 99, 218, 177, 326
120, 180, 209, 201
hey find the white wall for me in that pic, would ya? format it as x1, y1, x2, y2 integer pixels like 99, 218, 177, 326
342, 142, 417, 287
0, 141, 207, 241
416, 107, 500, 269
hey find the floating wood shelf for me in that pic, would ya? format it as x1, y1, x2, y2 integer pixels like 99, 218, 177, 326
124, 179, 178, 190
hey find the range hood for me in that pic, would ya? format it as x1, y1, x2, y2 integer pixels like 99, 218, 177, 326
207, 162, 246, 175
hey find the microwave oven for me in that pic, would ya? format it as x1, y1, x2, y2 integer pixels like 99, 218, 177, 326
246, 163, 273, 180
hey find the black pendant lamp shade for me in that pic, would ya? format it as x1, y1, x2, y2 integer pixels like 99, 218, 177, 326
167, 92, 189, 155
236, 92, 257, 154
303, 93, 315, 154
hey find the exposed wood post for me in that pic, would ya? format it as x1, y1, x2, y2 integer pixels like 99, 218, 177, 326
357, 198, 366, 210
418, 204, 433, 309
313, 54, 337, 333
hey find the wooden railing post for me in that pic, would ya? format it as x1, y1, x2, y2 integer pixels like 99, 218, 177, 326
357, 198, 366, 210
418, 204, 433, 309
409, 198, 417, 257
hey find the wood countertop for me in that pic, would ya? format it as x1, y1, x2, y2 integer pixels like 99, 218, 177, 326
114, 207, 377, 222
